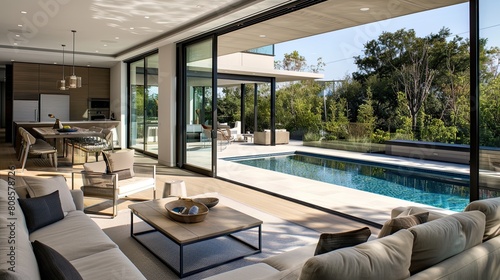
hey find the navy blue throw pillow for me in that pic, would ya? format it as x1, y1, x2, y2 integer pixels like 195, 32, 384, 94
18, 190, 64, 233
32, 240, 83, 280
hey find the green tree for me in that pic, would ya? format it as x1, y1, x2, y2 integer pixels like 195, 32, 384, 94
356, 86, 376, 137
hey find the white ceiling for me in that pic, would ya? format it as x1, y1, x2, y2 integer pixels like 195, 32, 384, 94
0, 0, 465, 68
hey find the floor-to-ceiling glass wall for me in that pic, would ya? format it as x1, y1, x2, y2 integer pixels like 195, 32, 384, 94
478, 0, 500, 199
184, 38, 214, 172
128, 52, 159, 155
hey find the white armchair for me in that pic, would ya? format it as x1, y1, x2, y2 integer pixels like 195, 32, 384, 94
230, 121, 242, 139
71, 149, 156, 217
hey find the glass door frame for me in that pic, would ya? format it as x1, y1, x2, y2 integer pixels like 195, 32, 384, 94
177, 35, 218, 177
126, 50, 159, 157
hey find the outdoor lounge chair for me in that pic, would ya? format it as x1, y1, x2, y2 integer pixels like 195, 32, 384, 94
254, 129, 290, 145
201, 124, 233, 150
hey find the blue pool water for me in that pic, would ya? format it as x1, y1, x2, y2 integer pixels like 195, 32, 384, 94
226, 152, 470, 211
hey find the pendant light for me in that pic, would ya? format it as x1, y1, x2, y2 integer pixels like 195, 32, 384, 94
57, 44, 67, 90
65, 30, 82, 88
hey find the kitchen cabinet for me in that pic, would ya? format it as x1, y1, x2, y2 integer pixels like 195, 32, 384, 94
89, 68, 110, 98
13, 63, 39, 95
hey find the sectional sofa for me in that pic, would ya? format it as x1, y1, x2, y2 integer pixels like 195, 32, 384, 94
205, 197, 500, 280
0, 176, 146, 280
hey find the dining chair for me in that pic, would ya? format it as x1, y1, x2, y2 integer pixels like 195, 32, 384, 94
18, 127, 57, 172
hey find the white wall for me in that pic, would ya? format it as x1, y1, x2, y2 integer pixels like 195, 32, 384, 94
110, 62, 127, 149
158, 43, 177, 167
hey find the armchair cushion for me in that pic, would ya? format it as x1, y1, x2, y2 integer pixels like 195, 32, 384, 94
18, 191, 64, 233
103, 150, 135, 177
24, 175, 76, 215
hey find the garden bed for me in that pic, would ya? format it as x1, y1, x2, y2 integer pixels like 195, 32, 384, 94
303, 140, 386, 153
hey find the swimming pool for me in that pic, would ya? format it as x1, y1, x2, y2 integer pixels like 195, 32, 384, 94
226, 152, 470, 211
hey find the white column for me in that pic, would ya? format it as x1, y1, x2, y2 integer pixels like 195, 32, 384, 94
158, 43, 176, 167
110, 62, 127, 149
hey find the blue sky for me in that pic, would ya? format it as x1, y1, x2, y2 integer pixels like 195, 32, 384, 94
275, 2, 499, 80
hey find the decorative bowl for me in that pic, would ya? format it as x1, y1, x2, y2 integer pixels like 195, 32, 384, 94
165, 198, 209, 223
57, 128, 78, 132
193, 197, 219, 208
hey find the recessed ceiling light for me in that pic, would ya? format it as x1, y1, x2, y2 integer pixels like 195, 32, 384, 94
15, 34, 20, 37
103, 44, 107, 47
115, 37, 119, 40
54, 62, 57, 64
95, 50, 99, 53
144, 16, 149, 19
360, 7, 370, 11
21, 11, 27, 14
18, 24, 22, 27
259, 34, 266, 38
129, 27, 134, 30
13, 43, 18, 45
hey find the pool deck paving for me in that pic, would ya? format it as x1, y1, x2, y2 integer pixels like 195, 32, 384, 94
217, 140, 466, 226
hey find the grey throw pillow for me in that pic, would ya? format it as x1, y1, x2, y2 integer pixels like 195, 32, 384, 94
378, 211, 429, 238
314, 226, 371, 255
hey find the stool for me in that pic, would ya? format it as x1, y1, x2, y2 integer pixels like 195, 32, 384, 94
163, 180, 187, 197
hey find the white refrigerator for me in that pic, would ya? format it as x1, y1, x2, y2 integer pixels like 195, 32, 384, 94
39, 94, 70, 122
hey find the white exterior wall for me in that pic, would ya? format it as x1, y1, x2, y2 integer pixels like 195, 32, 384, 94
218, 52, 275, 69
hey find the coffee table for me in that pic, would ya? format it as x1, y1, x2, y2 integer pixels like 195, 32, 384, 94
129, 198, 262, 277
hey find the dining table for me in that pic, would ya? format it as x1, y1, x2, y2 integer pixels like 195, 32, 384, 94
32, 127, 104, 163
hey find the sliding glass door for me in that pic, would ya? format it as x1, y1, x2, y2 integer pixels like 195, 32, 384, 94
184, 38, 215, 172
128, 53, 159, 155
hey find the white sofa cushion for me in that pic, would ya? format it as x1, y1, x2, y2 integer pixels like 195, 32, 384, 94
408, 211, 486, 274
24, 175, 76, 215
263, 243, 316, 271
71, 248, 146, 280
465, 197, 500, 241
203, 263, 279, 280
298, 229, 414, 280
29, 211, 117, 261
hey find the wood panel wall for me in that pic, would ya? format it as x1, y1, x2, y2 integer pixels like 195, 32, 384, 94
12, 62, 110, 121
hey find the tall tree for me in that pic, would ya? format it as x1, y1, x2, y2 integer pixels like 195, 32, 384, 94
395, 39, 436, 136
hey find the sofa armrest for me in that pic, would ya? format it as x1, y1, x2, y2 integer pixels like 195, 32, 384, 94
70, 189, 84, 210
